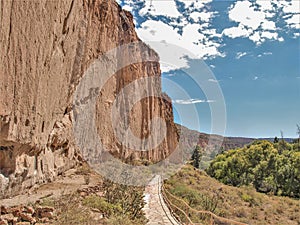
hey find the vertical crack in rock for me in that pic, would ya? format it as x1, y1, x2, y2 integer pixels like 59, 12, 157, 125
62, 0, 75, 35
6, 0, 13, 54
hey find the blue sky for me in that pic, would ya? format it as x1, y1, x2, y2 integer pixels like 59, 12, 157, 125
118, 0, 300, 138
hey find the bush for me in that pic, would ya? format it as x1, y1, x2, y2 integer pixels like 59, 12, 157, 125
101, 178, 147, 223
54, 193, 93, 225
206, 140, 300, 198
83, 195, 121, 216
241, 193, 255, 206
104, 215, 145, 225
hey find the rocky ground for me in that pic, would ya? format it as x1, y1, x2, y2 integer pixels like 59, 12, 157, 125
0, 205, 54, 225
0, 165, 103, 225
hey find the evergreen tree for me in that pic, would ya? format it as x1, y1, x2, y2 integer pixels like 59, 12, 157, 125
191, 145, 202, 169
297, 124, 300, 150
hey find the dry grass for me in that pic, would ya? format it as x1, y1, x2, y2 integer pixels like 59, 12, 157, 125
38, 192, 95, 225
164, 164, 300, 225
38, 190, 147, 225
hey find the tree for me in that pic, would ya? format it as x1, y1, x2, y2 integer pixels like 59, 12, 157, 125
297, 124, 300, 150
274, 136, 279, 143
278, 130, 286, 153
206, 140, 300, 198
191, 145, 202, 169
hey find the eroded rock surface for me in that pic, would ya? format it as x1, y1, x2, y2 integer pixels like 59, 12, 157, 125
0, 0, 178, 197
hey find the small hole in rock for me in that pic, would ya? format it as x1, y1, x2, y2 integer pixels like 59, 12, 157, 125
25, 119, 30, 126
122, 22, 129, 31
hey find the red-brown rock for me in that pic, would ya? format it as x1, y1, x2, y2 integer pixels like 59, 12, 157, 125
0, 219, 8, 225
19, 213, 36, 223
0, 213, 15, 223
24, 206, 34, 215
40, 211, 54, 219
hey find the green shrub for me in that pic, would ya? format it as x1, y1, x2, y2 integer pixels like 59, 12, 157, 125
104, 215, 145, 225
206, 140, 300, 198
241, 193, 253, 203
83, 195, 121, 216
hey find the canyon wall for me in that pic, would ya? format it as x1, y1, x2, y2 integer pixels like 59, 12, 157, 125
0, 0, 178, 197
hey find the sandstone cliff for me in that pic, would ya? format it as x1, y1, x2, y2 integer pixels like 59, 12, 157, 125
0, 0, 178, 197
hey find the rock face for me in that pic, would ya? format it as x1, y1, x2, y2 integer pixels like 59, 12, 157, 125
176, 124, 254, 167
177, 124, 254, 151
0, 0, 178, 197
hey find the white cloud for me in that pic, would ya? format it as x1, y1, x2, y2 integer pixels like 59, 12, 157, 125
119, 0, 298, 71
236, 52, 247, 59
263, 52, 273, 55
118, 0, 224, 72
190, 11, 214, 23
173, 98, 215, 104
164, 73, 176, 77
177, 0, 213, 9
137, 21, 190, 70
278, 37, 284, 42
224, 0, 297, 45
208, 78, 219, 83
281, 0, 300, 14
261, 20, 276, 30
249, 31, 262, 44
228, 0, 265, 30
176, 0, 195, 8
189, 11, 201, 22
261, 31, 278, 40
294, 33, 300, 38
253, 76, 259, 80
222, 25, 253, 38
256, 0, 274, 11
257, 52, 272, 58
139, 0, 181, 18
286, 14, 300, 29
122, 4, 133, 12
118, 0, 135, 14
137, 20, 223, 72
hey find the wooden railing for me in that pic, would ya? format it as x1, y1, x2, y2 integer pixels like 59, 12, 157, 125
157, 176, 181, 225
158, 176, 191, 224
161, 182, 248, 225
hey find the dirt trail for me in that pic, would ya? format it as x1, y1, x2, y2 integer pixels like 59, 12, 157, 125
0, 168, 102, 207
143, 175, 180, 225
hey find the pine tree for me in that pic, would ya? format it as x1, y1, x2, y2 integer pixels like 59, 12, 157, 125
191, 145, 202, 169
297, 124, 300, 150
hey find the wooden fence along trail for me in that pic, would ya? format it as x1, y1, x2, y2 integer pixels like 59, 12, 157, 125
144, 175, 248, 225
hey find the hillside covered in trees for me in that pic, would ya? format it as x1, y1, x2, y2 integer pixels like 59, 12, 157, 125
206, 140, 300, 198
164, 165, 300, 225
